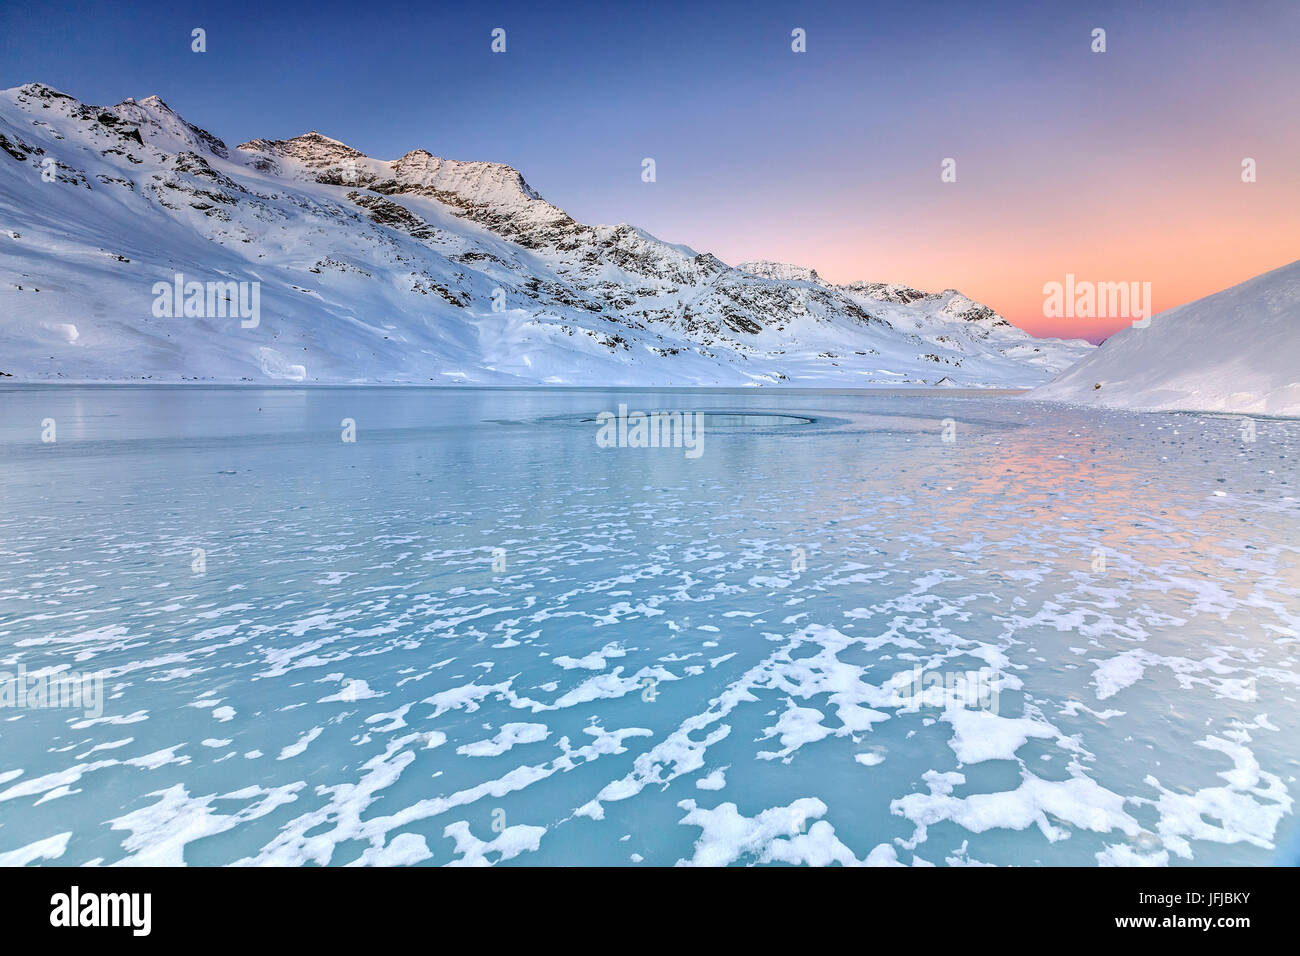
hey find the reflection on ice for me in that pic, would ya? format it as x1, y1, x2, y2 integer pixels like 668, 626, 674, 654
0, 386, 1296, 866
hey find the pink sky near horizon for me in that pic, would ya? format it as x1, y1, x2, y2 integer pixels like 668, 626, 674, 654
569, 7, 1300, 345
682, 150, 1300, 343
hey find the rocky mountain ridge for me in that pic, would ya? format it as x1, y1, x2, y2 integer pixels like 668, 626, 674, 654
0, 82, 1093, 386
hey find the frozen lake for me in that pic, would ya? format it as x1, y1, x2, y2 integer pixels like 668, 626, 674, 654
0, 385, 1297, 866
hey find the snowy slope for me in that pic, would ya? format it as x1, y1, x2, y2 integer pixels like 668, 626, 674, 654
1031, 259, 1300, 416
0, 83, 1093, 386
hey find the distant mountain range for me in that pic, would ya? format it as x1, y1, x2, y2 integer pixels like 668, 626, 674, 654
0, 82, 1094, 386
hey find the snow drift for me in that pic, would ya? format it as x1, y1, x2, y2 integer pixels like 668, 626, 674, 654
1031, 259, 1300, 417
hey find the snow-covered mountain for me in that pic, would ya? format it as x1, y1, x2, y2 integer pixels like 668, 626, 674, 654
1031, 259, 1300, 417
0, 83, 1092, 386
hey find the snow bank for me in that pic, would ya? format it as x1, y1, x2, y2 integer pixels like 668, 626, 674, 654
1030, 259, 1300, 417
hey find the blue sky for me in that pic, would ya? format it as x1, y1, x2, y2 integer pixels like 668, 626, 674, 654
4, 0, 1298, 338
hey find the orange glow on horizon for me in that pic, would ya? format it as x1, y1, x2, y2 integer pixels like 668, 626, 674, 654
697, 128, 1300, 344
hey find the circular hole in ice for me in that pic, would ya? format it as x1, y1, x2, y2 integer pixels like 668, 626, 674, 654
576, 412, 814, 427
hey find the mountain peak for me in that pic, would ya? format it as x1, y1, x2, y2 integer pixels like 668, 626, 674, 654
294, 130, 358, 150
841, 280, 936, 306
0, 81, 1095, 387
3, 83, 230, 159
386, 150, 545, 205
238, 131, 368, 165
13, 81, 74, 100
937, 290, 1011, 327
738, 261, 824, 284
112, 93, 229, 158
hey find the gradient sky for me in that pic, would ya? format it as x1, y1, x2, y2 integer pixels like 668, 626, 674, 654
3, 0, 1298, 341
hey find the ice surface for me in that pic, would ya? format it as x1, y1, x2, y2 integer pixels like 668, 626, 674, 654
0, 385, 1296, 866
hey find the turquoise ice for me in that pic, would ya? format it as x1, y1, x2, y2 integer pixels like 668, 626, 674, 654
0, 386, 1296, 866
